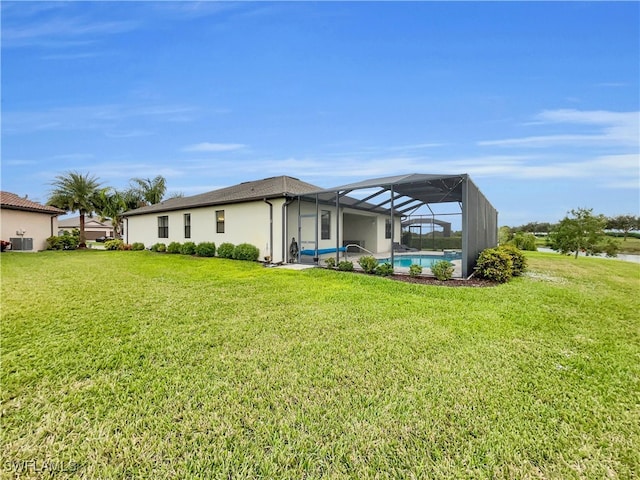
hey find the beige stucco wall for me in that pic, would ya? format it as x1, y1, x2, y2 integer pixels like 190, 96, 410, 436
0, 209, 58, 251
125, 199, 288, 262
124, 197, 400, 263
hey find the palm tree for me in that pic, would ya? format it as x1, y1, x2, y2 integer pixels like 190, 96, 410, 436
48, 171, 102, 247
96, 188, 127, 238
130, 175, 167, 205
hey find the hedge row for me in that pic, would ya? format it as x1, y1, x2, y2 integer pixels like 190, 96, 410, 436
130, 241, 261, 262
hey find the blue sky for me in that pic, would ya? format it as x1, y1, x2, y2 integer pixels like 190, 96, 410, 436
2, 1, 638, 226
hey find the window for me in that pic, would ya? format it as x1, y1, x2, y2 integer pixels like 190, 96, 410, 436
216, 210, 225, 233
184, 213, 191, 238
321, 210, 331, 240
158, 216, 168, 238
385, 219, 392, 239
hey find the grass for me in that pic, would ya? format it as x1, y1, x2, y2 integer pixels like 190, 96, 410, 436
1, 250, 639, 479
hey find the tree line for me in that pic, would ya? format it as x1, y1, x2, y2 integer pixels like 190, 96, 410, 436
505, 214, 639, 240
47, 171, 178, 247
503, 209, 640, 259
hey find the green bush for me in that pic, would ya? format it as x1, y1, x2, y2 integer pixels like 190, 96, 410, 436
151, 243, 166, 253
498, 244, 527, 276
104, 239, 124, 251
602, 238, 619, 258
375, 262, 394, 276
474, 248, 513, 283
358, 255, 378, 274
131, 242, 145, 251
233, 243, 259, 261
409, 264, 423, 277
167, 242, 182, 254
431, 260, 454, 281
324, 257, 336, 269
510, 232, 537, 251
46, 236, 62, 250
338, 261, 354, 271
195, 242, 216, 257
180, 242, 196, 255
217, 242, 235, 259
46, 231, 79, 250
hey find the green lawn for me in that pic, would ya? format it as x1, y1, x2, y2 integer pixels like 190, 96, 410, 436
1, 251, 639, 479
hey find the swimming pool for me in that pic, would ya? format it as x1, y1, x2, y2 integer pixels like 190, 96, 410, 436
379, 252, 462, 268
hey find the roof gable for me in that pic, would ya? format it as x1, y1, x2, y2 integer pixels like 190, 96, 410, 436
123, 176, 321, 216
0, 191, 66, 215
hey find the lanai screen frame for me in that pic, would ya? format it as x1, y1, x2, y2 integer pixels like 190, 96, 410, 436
296, 173, 498, 278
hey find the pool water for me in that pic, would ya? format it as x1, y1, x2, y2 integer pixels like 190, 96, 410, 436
379, 253, 462, 268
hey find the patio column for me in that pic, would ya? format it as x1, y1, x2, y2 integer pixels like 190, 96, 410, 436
335, 191, 340, 265
390, 184, 395, 267
315, 193, 319, 264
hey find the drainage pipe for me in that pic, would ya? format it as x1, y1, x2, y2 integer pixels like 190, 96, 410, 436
264, 198, 273, 262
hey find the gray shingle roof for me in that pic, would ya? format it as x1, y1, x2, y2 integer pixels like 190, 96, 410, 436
123, 176, 322, 216
0, 191, 66, 215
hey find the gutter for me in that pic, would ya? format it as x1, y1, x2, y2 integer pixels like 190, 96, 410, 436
263, 199, 273, 263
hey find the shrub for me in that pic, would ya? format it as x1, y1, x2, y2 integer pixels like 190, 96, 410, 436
217, 242, 235, 259
338, 261, 354, 271
511, 232, 537, 251
180, 242, 196, 255
358, 255, 378, 274
46, 236, 62, 250
498, 244, 527, 276
233, 243, 259, 261
431, 260, 454, 281
167, 242, 182, 254
324, 257, 336, 269
151, 243, 166, 253
409, 264, 423, 277
46, 231, 79, 250
104, 239, 124, 251
131, 242, 145, 251
195, 242, 216, 257
122, 243, 132, 251
474, 247, 513, 283
602, 238, 619, 258
375, 262, 394, 276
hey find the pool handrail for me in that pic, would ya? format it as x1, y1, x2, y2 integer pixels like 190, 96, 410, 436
344, 244, 376, 259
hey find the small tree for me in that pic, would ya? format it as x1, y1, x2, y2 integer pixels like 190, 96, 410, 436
607, 214, 640, 241
95, 188, 127, 238
547, 208, 614, 259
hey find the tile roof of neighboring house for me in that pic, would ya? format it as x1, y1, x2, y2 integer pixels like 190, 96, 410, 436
58, 216, 112, 228
123, 175, 323, 217
0, 191, 66, 215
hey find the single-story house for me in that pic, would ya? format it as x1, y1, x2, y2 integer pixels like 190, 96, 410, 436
58, 216, 114, 240
122, 174, 498, 277
0, 191, 66, 251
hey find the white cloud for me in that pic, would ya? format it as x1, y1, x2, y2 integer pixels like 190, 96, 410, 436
479, 109, 640, 148
182, 143, 246, 152
2, 16, 139, 48
3, 103, 196, 134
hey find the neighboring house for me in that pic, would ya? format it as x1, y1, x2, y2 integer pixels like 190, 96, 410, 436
58, 216, 114, 240
123, 174, 498, 276
0, 191, 66, 251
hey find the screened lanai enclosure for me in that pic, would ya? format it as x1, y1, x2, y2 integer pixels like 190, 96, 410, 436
293, 173, 497, 278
